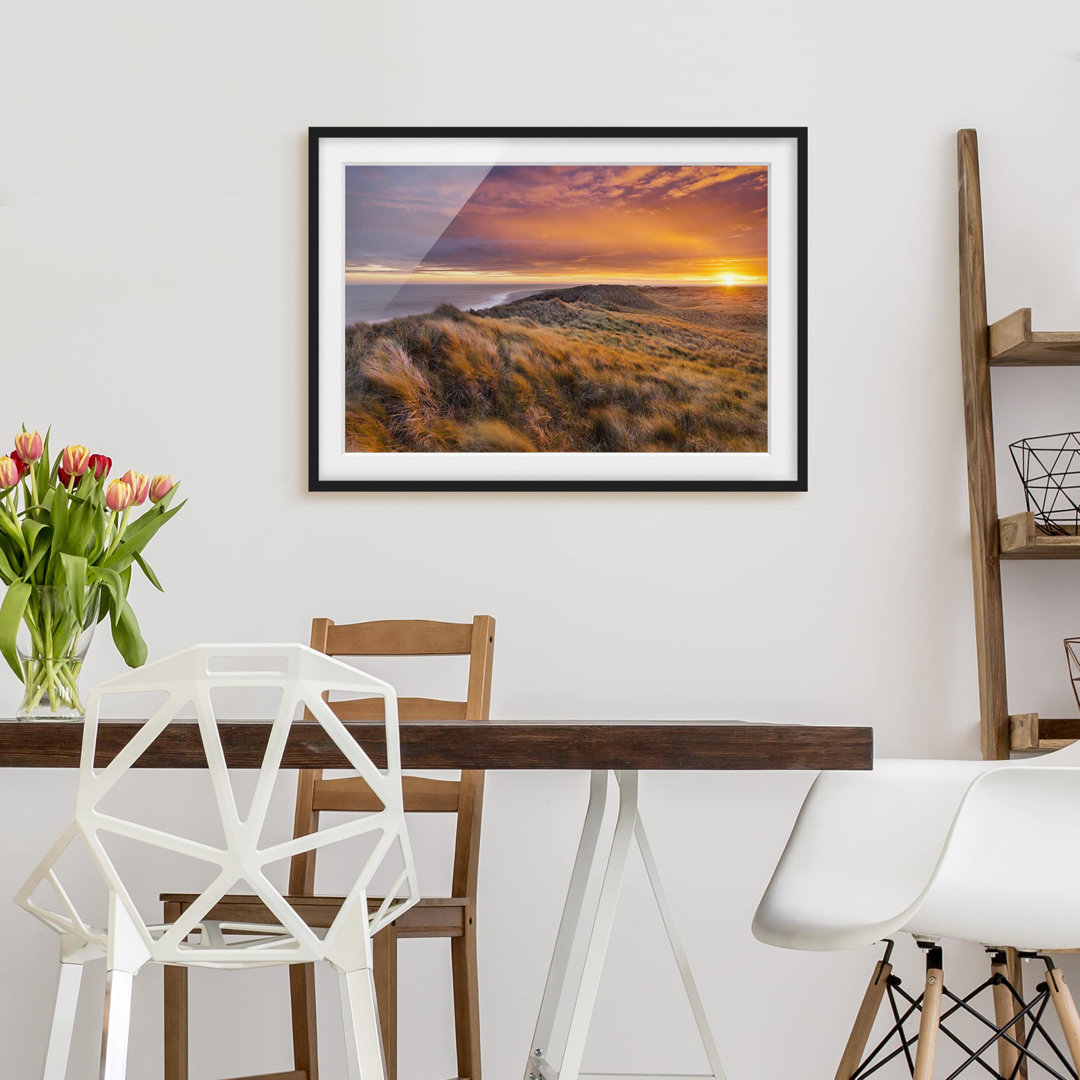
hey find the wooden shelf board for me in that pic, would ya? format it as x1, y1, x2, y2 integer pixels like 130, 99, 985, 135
1010, 712, 1080, 752
989, 308, 1080, 366
999, 512, 1080, 558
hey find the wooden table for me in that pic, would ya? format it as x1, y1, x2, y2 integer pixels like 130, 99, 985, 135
0, 717, 871, 771
1, 718, 872, 1080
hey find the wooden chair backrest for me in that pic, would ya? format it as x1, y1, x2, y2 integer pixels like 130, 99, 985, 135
288, 616, 496, 902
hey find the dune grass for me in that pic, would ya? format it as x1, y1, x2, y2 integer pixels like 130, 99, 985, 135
344, 285, 767, 453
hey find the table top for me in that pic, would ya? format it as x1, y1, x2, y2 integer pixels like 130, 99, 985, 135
0, 718, 872, 771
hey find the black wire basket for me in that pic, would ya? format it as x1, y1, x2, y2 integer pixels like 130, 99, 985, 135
1009, 432, 1080, 535
1066, 638, 1080, 713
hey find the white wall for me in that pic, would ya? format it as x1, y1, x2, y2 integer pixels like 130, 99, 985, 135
2, 1, 1080, 1076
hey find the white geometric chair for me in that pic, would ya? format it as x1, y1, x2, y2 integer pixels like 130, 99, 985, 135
15, 643, 419, 1080
753, 740, 1080, 1080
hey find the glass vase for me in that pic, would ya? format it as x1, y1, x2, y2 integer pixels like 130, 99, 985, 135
16, 585, 100, 721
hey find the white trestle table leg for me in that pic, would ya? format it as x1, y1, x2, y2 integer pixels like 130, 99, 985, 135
529, 769, 610, 1070
525, 769, 725, 1080
42, 961, 83, 1080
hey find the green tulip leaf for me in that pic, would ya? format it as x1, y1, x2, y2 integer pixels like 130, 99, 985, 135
88, 564, 125, 606
0, 581, 30, 681
0, 544, 17, 586
60, 553, 88, 623
49, 485, 68, 553
132, 551, 163, 591
105, 499, 185, 565
23, 524, 53, 581
110, 596, 147, 668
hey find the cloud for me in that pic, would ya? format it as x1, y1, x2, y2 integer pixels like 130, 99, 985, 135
345, 164, 768, 282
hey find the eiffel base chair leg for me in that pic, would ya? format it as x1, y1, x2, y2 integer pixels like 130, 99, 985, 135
1046, 965, 1080, 1071
913, 946, 943, 1080
990, 950, 1028, 1080
835, 942, 894, 1080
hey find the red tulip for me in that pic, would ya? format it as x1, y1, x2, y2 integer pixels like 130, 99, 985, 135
0, 457, 19, 488
149, 474, 176, 503
13, 431, 43, 463
9, 452, 28, 480
105, 479, 134, 512
57, 465, 81, 489
60, 445, 91, 477
121, 470, 150, 506
87, 453, 112, 480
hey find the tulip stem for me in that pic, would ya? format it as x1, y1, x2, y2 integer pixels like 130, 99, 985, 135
104, 506, 130, 559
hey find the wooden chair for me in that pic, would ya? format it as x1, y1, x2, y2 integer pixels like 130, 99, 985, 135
162, 615, 496, 1080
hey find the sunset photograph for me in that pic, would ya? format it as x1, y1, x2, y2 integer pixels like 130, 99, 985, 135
342, 162, 769, 454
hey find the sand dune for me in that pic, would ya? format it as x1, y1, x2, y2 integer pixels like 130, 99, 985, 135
343, 285, 767, 454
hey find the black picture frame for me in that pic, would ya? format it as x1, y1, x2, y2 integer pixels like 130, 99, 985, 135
309, 126, 807, 492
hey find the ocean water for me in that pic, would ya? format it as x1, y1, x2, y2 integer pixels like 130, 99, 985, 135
345, 282, 560, 324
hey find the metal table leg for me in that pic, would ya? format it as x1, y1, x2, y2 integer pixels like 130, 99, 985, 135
526, 770, 726, 1080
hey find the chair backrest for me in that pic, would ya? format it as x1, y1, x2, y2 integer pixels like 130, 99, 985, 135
290, 617, 495, 902
17, 644, 418, 971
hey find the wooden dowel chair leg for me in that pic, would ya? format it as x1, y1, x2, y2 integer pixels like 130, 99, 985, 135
451, 907, 482, 1080
1046, 967, 1080, 1070
373, 925, 398, 1080
163, 965, 189, 1080
834, 949, 893, 1080
290, 962, 320, 1080
990, 951, 1027, 1080
913, 947, 943, 1080
163, 900, 190, 1080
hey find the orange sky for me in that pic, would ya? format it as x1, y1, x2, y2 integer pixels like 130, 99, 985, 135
345, 164, 768, 286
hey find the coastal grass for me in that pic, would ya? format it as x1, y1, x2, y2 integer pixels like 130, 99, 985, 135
344, 285, 767, 453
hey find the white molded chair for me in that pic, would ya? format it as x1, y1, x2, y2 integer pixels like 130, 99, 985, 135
754, 741, 1080, 1080
15, 643, 419, 1080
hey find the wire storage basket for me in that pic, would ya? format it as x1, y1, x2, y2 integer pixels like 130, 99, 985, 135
1067, 638, 1080, 713
1009, 432, 1080, 535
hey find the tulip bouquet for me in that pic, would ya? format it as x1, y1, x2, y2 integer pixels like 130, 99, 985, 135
0, 428, 183, 718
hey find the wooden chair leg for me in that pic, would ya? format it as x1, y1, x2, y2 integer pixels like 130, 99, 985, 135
163, 900, 189, 1080
290, 962, 320, 1080
1046, 967, 1080, 1069
373, 924, 399, 1080
990, 951, 1027, 1080
834, 954, 893, 1080
451, 906, 482, 1080
913, 948, 943, 1080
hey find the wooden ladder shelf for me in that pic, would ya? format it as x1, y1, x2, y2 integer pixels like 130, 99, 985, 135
958, 129, 1080, 758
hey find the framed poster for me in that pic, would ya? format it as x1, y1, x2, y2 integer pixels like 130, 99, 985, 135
309, 127, 806, 491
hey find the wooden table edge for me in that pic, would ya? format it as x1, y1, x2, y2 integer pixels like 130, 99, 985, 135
0, 719, 873, 771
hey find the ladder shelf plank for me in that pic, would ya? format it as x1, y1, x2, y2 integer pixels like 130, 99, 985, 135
989, 308, 1080, 366
999, 512, 1080, 559
1009, 713, 1080, 752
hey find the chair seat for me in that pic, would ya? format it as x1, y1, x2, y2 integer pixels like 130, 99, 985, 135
752, 759, 991, 951
160, 893, 471, 937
